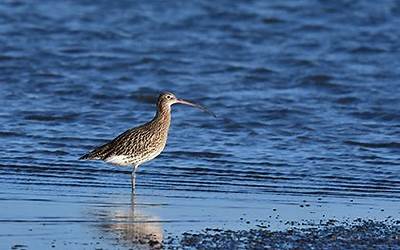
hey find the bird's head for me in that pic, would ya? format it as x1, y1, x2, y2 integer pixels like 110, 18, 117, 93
157, 92, 216, 117
157, 92, 179, 107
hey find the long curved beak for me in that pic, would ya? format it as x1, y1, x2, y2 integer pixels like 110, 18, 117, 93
176, 98, 216, 118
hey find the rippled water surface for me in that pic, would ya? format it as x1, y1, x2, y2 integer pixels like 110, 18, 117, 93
1, 0, 400, 249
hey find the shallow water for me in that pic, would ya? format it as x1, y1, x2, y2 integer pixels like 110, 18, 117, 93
0, 0, 400, 249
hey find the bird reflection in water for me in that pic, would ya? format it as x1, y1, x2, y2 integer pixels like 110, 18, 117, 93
95, 192, 163, 249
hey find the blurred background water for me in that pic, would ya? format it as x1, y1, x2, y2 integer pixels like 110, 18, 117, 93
0, 0, 399, 249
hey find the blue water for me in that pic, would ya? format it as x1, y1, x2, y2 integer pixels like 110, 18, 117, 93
0, 0, 400, 249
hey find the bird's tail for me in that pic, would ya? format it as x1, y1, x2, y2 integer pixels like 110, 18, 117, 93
79, 152, 103, 160
79, 153, 92, 160
79, 142, 111, 160
79, 146, 108, 160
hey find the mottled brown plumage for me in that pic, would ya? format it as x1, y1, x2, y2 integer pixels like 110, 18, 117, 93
80, 97, 171, 167
79, 92, 215, 191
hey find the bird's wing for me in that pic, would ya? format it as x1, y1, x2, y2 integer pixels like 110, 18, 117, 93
79, 125, 155, 160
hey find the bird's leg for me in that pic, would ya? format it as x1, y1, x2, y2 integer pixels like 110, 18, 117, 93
130, 186, 136, 208
131, 166, 137, 194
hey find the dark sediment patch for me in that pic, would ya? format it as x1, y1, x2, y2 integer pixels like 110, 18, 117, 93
166, 220, 400, 249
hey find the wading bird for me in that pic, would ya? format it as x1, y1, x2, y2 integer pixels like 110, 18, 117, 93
79, 92, 215, 192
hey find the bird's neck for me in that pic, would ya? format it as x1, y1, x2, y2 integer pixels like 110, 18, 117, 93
154, 104, 171, 129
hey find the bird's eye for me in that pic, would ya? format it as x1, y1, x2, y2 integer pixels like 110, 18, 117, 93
167, 95, 171, 99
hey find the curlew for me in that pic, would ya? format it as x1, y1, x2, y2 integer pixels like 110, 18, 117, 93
79, 92, 215, 191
